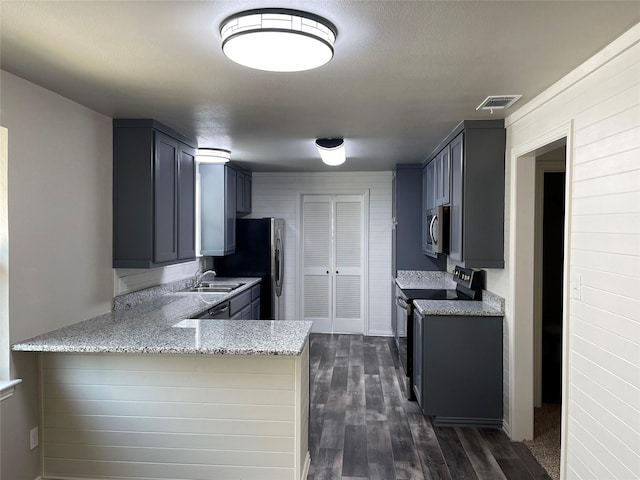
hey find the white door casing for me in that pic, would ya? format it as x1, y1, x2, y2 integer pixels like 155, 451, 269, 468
301, 194, 365, 334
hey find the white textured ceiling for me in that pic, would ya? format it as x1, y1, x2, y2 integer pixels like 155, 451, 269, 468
1, 1, 639, 171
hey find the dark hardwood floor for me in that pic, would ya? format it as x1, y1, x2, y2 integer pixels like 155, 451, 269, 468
307, 333, 552, 480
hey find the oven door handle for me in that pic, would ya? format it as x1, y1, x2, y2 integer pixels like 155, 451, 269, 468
396, 296, 410, 311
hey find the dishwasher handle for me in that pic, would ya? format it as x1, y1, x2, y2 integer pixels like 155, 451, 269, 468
207, 301, 230, 319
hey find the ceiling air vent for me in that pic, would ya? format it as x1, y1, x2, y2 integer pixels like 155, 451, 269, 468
476, 95, 522, 113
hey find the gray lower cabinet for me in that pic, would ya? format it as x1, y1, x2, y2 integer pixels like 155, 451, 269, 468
412, 310, 424, 406
230, 284, 261, 320
251, 283, 261, 319
251, 298, 261, 320
113, 119, 196, 268
413, 309, 503, 427
200, 164, 236, 256
196, 284, 261, 321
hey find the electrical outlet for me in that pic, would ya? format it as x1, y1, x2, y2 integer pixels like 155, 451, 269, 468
29, 426, 38, 450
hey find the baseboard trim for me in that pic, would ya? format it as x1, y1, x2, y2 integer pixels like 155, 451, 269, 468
300, 451, 311, 480
502, 419, 512, 438
367, 329, 393, 336
432, 416, 503, 428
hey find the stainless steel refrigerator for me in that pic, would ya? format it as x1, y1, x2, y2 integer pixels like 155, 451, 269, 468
214, 218, 284, 319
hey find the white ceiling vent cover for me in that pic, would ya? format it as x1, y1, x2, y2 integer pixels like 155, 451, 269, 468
476, 95, 522, 112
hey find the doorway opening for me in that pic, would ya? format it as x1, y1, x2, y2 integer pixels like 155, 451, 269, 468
525, 143, 567, 480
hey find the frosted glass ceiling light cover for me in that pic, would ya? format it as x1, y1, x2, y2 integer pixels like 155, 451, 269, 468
315, 138, 345, 166
220, 9, 337, 72
196, 148, 231, 163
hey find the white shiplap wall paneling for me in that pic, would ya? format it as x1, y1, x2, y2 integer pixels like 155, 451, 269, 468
42, 350, 310, 480
503, 23, 640, 480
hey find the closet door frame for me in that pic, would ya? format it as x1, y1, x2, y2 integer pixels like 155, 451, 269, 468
297, 191, 370, 335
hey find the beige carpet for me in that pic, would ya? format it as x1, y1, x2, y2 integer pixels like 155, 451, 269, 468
524, 404, 561, 480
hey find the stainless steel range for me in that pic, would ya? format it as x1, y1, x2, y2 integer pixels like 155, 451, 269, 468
395, 266, 484, 400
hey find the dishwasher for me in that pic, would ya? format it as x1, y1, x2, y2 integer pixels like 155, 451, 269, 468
197, 300, 230, 319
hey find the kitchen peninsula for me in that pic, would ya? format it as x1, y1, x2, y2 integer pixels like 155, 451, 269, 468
12, 278, 312, 480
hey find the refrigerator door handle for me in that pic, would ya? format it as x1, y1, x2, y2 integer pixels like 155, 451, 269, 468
275, 236, 283, 296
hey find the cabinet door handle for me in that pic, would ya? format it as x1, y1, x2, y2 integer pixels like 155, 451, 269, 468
336, 270, 339, 274
326, 270, 329, 274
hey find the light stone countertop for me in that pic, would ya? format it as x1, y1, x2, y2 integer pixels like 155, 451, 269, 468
413, 298, 504, 317
12, 278, 312, 356
397, 270, 504, 316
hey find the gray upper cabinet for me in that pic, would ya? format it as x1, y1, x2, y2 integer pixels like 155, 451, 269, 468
426, 120, 506, 268
422, 150, 450, 259
424, 160, 436, 211
423, 144, 450, 211
235, 168, 252, 216
113, 119, 196, 268
395, 164, 445, 274
177, 145, 196, 260
449, 133, 464, 262
200, 164, 236, 256
435, 146, 450, 206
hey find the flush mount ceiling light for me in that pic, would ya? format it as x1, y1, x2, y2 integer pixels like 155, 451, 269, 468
315, 138, 345, 166
220, 9, 337, 72
196, 148, 231, 164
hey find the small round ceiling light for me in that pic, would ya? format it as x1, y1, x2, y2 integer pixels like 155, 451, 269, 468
196, 148, 231, 164
315, 138, 345, 166
220, 9, 337, 72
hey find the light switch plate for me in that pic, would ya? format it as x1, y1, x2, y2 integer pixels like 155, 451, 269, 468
570, 274, 581, 300
29, 426, 38, 450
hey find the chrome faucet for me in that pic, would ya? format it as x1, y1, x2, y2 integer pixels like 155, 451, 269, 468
194, 269, 217, 287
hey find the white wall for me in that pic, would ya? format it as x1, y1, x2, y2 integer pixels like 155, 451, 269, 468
251, 172, 393, 335
0, 71, 113, 480
1, 70, 114, 342
0, 127, 8, 380
0, 71, 205, 479
0, 69, 113, 478
488, 23, 639, 479
0, 69, 115, 480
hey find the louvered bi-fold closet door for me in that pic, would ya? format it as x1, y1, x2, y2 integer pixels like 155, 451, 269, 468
332, 196, 363, 333
302, 194, 364, 334
302, 196, 332, 332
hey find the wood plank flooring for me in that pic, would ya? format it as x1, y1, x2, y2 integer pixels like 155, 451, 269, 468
307, 333, 552, 480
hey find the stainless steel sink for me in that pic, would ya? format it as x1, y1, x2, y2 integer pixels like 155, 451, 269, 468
186, 282, 245, 294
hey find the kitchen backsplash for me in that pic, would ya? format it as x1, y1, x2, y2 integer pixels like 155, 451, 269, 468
396, 270, 452, 282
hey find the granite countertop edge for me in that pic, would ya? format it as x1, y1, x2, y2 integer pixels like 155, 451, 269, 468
13, 343, 308, 356
413, 299, 504, 317
12, 278, 313, 356
397, 270, 505, 316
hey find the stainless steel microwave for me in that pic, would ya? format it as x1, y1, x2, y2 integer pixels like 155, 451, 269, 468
424, 205, 449, 256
